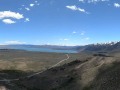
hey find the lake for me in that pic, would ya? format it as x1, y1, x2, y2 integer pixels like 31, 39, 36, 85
0, 45, 78, 53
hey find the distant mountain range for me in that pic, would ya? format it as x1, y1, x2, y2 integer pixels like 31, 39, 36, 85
79, 41, 120, 52
0, 41, 120, 53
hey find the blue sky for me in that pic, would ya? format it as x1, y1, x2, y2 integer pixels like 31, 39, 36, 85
0, 0, 120, 46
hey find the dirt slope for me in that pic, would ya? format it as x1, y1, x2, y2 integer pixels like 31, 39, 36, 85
0, 53, 120, 90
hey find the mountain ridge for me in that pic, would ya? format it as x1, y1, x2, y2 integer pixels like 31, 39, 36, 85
0, 41, 120, 53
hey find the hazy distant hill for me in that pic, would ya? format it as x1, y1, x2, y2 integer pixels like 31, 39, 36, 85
0, 45, 78, 53
0, 45, 78, 50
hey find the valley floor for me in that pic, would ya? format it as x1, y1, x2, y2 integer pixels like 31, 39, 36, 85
0, 49, 120, 90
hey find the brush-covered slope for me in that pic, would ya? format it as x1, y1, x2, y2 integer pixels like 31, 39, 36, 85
1, 52, 120, 90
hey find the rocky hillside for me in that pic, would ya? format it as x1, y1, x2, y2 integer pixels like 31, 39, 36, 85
0, 52, 120, 90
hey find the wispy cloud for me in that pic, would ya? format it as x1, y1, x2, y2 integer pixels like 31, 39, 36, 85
25, 18, 30, 22
5, 40, 27, 45
17, 0, 40, 23
81, 37, 90, 41
60, 38, 69, 41
79, 0, 85, 3
2, 19, 16, 24
114, 3, 120, 8
66, 5, 89, 14
35, 1, 38, 3
85, 37, 90, 40
25, 7, 30, 11
73, 31, 77, 34
20, 0, 39, 11
88, 0, 109, 3
79, 0, 109, 3
64, 39, 69, 41
35, 0, 40, 6
83, 37, 90, 40
80, 31, 85, 35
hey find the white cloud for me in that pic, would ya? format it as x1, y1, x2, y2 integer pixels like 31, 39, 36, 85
35, 1, 38, 3
64, 39, 69, 41
60, 38, 69, 41
78, 8, 86, 13
80, 31, 85, 35
35, 0, 40, 5
25, 7, 30, 11
2, 19, 16, 24
84, 37, 90, 40
66, 5, 78, 10
79, 0, 85, 3
19, 1, 40, 12
0, 11, 24, 24
0, 11, 24, 19
5, 40, 27, 45
66, 5, 89, 14
30, 4, 35, 7
25, 18, 30, 22
73, 31, 77, 34
114, 3, 120, 8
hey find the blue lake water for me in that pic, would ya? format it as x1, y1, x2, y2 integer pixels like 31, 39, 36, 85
0, 46, 77, 53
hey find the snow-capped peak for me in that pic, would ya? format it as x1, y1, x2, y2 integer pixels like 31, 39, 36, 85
91, 41, 120, 46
